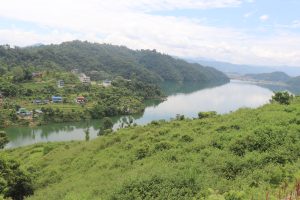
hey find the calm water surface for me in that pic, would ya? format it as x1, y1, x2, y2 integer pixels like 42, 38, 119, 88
4, 80, 274, 148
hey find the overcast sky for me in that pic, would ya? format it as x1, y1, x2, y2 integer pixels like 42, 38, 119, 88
0, 0, 300, 66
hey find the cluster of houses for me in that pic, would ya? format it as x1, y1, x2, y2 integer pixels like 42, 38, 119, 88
31, 96, 86, 105
16, 108, 43, 117
71, 68, 114, 87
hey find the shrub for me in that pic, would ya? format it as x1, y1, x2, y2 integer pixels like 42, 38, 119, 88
103, 117, 113, 130
180, 135, 194, 143
135, 144, 150, 160
0, 158, 34, 200
111, 176, 200, 200
198, 111, 217, 119
154, 142, 172, 152
271, 91, 293, 105
0, 131, 9, 149
224, 190, 246, 200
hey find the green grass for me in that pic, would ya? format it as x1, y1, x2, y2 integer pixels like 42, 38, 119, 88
3, 98, 300, 199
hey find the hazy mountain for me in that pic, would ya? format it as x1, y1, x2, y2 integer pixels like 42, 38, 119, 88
187, 59, 300, 76
245, 72, 291, 82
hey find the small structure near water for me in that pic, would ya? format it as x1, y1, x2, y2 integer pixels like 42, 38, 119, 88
76, 96, 86, 104
57, 80, 64, 88
32, 72, 43, 78
79, 73, 91, 84
17, 108, 32, 116
52, 96, 63, 103
102, 80, 112, 87
32, 99, 50, 105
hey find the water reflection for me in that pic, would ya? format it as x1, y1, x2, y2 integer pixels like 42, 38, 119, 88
4, 80, 274, 148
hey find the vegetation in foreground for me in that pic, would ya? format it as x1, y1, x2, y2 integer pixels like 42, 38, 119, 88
1, 93, 300, 199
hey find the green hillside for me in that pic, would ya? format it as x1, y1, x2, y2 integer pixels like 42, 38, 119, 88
242, 72, 300, 93
245, 71, 291, 82
285, 77, 300, 94
2, 95, 300, 199
0, 41, 229, 84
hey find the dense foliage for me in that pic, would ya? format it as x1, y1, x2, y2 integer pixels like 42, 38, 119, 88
271, 91, 294, 105
0, 157, 34, 200
3, 97, 300, 199
0, 41, 229, 84
0, 131, 9, 149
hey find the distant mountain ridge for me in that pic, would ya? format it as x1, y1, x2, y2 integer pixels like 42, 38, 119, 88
245, 71, 291, 82
228, 71, 300, 93
188, 59, 300, 76
0, 41, 229, 85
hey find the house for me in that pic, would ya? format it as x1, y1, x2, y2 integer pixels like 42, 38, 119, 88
32, 99, 49, 105
17, 108, 32, 116
79, 73, 91, 84
35, 110, 43, 114
102, 80, 112, 87
32, 99, 43, 105
76, 96, 86, 104
32, 72, 43, 78
52, 96, 63, 103
57, 80, 64, 88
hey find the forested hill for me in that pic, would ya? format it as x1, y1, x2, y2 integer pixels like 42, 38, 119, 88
0, 41, 229, 84
245, 71, 291, 82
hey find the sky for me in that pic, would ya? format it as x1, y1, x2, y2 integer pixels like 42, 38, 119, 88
0, 0, 300, 66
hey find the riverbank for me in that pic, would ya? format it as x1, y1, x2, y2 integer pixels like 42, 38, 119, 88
4, 80, 272, 149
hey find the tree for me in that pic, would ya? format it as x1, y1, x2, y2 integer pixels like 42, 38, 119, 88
271, 91, 293, 105
102, 117, 113, 130
0, 158, 34, 200
0, 131, 9, 149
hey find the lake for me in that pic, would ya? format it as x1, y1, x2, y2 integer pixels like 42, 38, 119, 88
4, 80, 274, 148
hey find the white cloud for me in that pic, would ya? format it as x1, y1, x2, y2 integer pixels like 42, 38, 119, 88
0, 0, 299, 66
260, 14, 270, 22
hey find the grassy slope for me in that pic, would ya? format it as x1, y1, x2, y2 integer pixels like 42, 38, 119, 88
4, 99, 300, 199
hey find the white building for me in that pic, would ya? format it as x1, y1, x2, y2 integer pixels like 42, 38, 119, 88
79, 73, 91, 84
57, 80, 64, 88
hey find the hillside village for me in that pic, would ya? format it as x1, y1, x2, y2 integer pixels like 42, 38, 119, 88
0, 68, 162, 128
12, 70, 113, 120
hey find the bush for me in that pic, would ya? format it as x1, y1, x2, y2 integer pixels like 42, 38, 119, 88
271, 91, 293, 105
180, 135, 194, 143
111, 176, 200, 200
198, 111, 217, 119
0, 131, 9, 149
224, 190, 246, 200
0, 158, 34, 200
135, 144, 150, 160
154, 142, 172, 152
103, 117, 113, 130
